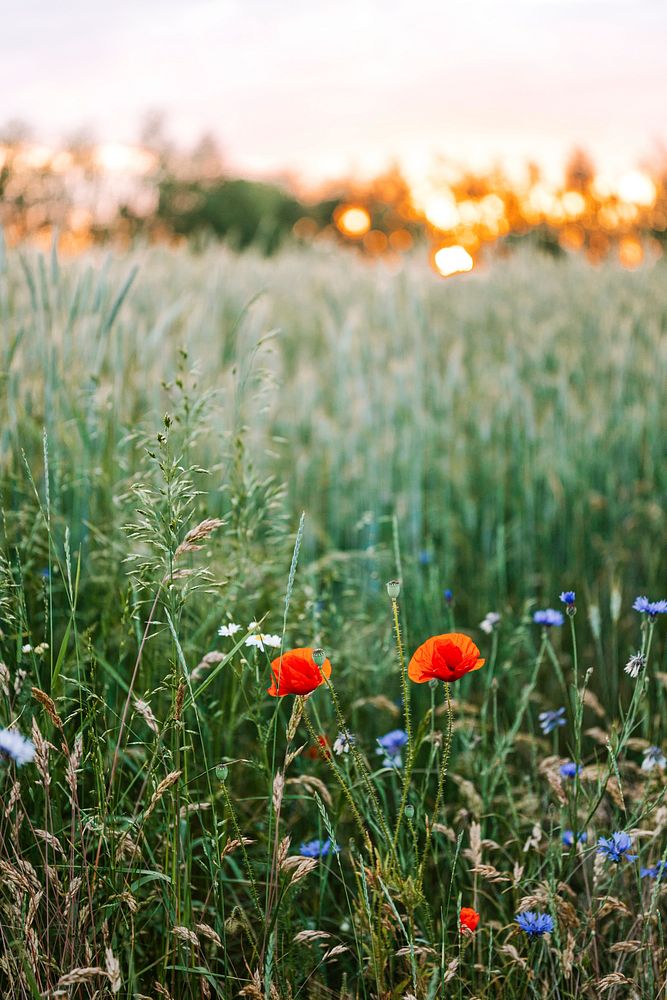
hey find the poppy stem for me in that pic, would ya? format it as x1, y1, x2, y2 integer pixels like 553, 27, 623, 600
322, 674, 397, 857
390, 595, 416, 850
301, 700, 373, 855
390, 596, 413, 749
418, 681, 453, 888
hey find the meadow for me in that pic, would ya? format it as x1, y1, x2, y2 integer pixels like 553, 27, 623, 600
0, 237, 666, 999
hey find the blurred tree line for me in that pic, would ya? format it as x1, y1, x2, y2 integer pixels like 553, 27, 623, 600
1, 116, 666, 265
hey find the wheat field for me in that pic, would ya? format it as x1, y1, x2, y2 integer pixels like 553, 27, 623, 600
0, 239, 666, 998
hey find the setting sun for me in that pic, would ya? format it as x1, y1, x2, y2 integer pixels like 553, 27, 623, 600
335, 205, 371, 238
433, 244, 474, 277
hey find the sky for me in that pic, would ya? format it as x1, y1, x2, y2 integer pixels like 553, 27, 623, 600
3, 0, 667, 184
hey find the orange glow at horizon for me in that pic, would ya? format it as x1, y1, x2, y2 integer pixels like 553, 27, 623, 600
1, 136, 664, 273
616, 171, 656, 207
423, 193, 459, 231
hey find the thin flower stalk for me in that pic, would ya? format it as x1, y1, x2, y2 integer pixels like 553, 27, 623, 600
301, 702, 372, 855
418, 681, 453, 889
320, 673, 396, 856
389, 591, 416, 848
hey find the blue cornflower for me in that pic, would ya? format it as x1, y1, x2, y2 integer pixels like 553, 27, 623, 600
559, 762, 582, 778
0, 728, 36, 767
376, 729, 408, 768
418, 550, 432, 566
633, 596, 667, 618
642, 745, 666, 772
562, 830, 587, 847
640, 860, 667, 880
533, 609, 565, 627
538, 707, 566, 735
299, 838, 340, 858
443, 588, 454, 603
559, 591, 576, 607
515, 911, 554, 937
597, 831, 637, 863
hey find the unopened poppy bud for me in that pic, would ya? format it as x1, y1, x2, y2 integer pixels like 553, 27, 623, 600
312, 648, 327, 669
386, 580, 401, 599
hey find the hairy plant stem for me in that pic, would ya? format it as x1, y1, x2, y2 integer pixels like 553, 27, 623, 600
391, 595, 415, 851
418, 682, 453, 889
322, 674, 397, 859
301, 700, 373, 855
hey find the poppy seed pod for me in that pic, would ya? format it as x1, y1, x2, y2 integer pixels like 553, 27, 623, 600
312, 647, 327, 668
386, 580, 401, 599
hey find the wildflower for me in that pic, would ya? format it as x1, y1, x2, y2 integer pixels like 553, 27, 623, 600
642, 745, 666, 772
268, 648, 332, 697
306, 735, 330, 760
515, 911, 554, 937
559, 591, 576, 607
559, 762, 581, 778
479, 611, 501, 634
640, 860, 667, 880
562, 830, 587, 847
538, 707, 566, 735
21, 644, 32, 654
418, 550, 431, 566
376, 729, 408, 768
633, 596, 667, 618
246, 633, 282, 651
408, 633, 485, 685
533, 609, 564, 627
459, 907, 480, 933
298, 838, 340, 858
0, 728, 36, 767
218, 622, 242, 637
333, 730, 355, 755
443, 588, 453, 603
597, 831, 637, 863
625, 651, 646, 679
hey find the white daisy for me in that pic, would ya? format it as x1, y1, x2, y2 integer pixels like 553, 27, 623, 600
218, 622, 242, 637
245, 633, 282, 651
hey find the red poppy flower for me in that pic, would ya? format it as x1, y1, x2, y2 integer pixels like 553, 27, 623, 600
459, 907, 480, 933
408, 632, 485, 684
306, 735, 331, 760
268, 647, 332, 697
